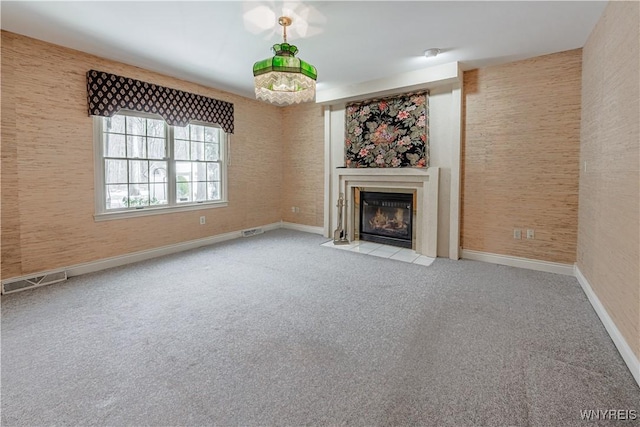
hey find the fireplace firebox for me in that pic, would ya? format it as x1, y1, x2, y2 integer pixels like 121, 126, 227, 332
359, 191, 413, 248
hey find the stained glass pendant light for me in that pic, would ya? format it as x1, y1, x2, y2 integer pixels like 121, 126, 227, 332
253, 16, 317, 105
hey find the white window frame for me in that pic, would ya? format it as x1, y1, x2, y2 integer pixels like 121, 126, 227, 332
93, 110, 228, 221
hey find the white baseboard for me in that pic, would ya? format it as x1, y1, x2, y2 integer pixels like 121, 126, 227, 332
281, 221, 324, 235
575, 266, 640, 388
68, 221, 283, 277
1, 222, 283, 286
5, 229, 637, 389
260, 222, 283, 233
461, 250, 639, 387
460, 249, 574, 275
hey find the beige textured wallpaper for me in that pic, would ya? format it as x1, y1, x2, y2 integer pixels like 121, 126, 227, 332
281, 103, 325, 227
578, 1, 640, 360
1, 31, 284, 280
461, 49, 582, 264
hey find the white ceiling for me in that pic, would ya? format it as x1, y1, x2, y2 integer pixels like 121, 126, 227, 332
1, 1, 607, 100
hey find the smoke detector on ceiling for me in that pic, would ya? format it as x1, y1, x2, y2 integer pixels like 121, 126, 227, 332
423, 48, 441, 58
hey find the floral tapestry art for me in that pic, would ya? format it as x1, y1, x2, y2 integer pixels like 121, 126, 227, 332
345, 91, 428, 168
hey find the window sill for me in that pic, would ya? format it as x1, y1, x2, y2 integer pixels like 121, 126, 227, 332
94, 201, 228, 222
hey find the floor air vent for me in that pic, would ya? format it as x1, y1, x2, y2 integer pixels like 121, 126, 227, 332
2, 271, 68, 294
242, 228, 264, 237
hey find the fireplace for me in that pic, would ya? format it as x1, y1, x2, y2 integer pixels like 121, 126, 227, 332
359, 191, 413, 248
336, 168, 439, 257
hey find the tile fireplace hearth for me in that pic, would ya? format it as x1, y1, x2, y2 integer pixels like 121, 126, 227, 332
321, 240, 436, 266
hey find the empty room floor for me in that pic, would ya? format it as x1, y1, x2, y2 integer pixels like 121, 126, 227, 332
1, 229, 638, 426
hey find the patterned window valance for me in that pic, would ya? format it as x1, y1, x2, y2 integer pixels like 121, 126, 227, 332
86, 70, 234, 134
345, 91, 428, 168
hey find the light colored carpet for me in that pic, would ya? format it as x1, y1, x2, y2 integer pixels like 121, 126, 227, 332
1, 229, 638, 426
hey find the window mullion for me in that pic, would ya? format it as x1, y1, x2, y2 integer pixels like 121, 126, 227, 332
95, 117, 106, 214
221, 134, 227, 202
145, 119, 150, 206
167, 125, 177, 206
124, 116, 131, 208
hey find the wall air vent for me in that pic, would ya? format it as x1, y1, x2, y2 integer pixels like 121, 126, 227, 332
2, 271, 68, 294
241, 228, 264, 237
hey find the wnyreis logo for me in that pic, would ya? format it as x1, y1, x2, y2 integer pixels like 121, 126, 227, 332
580, 409, 638, 421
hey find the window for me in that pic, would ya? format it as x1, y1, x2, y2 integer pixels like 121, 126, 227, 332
174, 123, 222, 204
94, 111, 227, 219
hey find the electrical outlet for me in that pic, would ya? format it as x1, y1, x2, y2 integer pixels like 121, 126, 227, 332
199, 216, 206, 225
527, 229, 535, 239
513, 229, 522, 240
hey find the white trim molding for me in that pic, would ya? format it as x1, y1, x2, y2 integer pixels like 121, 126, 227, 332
316, 62, 461, 105
0, 222, 328, 290
281, 222, 324, 235
323, 106, 332, 239
575, 266, 640, 388
67, 222, 282, 277
460, 249, 574, 276
1, 222, 282, 287
448, 84, 462, 260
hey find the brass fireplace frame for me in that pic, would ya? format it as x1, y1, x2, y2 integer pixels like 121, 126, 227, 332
353, 187, 417, 249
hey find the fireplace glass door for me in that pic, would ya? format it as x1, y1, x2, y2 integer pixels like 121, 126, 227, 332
359, 191, 413, 248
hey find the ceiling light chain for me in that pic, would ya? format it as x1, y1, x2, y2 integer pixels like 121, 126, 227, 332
279, 16, 291, 43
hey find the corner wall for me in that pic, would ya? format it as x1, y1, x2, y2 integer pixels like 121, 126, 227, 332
578, 1, 639, 361
1, 31, 284, 281
462, 49, 582, 264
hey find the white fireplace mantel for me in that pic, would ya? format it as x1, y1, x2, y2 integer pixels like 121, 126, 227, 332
336, 167, 439, 257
